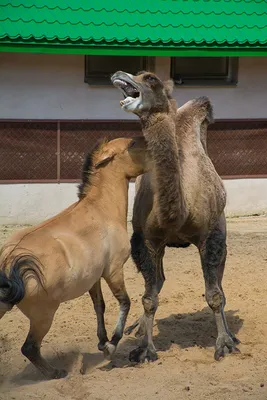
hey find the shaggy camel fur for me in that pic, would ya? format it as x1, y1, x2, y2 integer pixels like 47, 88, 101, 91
112, 71, 240, 363
0, 137, 151, 379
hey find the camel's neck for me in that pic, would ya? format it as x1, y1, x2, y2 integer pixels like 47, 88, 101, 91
81, 169, 129, 227
141, 112, 188, 228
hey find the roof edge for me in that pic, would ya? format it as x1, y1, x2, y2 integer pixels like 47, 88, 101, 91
1, 43, 267, 56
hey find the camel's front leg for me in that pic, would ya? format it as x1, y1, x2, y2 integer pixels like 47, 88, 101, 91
125, 260, 164, 339
198, 216, 240, 360
129, 285, 159, 363
125, 232, 165, 340
128, 233, 163, 363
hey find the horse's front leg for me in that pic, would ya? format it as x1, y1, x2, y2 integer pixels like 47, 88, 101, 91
89, 280, 109, 351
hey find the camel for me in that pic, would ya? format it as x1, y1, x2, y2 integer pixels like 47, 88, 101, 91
111, 70, 240, 363
0, 136, 151, 379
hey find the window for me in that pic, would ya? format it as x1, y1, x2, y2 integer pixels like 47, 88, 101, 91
85, 56, 154, 85
171, 57, 238, 86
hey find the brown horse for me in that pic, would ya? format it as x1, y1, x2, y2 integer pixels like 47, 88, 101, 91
0, 136, 151, 379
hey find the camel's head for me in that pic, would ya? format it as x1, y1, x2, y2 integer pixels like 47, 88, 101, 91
94, 137, 151, 178
111, 71, 174, 115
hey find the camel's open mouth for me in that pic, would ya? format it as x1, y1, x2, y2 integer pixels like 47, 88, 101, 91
111, 78, 141, 108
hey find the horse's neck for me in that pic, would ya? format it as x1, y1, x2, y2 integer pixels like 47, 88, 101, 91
84, 171, 129, 227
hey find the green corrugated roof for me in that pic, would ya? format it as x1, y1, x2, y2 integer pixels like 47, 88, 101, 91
0, 0, 267, 56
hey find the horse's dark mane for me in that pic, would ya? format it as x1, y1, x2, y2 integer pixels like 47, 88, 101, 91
78, 139, 107, 200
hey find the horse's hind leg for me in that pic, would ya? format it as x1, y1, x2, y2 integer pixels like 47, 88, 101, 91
20, 302, 67, 380
89, 280, 109, 351
103, 269, 130, 359
0, 302, 12, 320
0, 309, 7, 320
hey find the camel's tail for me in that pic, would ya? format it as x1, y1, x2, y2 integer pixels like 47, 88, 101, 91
0, 254, 44, 310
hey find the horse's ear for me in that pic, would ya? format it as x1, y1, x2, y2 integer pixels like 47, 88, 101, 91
163, 79, 174, 97
95, 149, 115, 168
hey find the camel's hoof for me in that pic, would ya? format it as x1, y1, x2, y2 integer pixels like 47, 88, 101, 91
214, 334, 240, 361
50, 368, 68, 380
231, 334, 241, 345
135, 324, 146, 338
103, 342, 116, 360
129, 347, 158, 363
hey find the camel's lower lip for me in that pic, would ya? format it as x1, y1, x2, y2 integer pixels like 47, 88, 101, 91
120, 97, 136, 107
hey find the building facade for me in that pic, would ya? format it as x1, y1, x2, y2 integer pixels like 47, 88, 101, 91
0, 2, 267, 222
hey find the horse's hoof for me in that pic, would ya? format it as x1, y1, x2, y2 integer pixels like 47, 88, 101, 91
103, 342, 116, 360
98, 342, 106, 351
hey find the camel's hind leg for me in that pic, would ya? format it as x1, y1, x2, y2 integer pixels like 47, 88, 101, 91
89, 280, 109, 351
20, 302, 67, 380
198, 216, 240, 361
102, 269, 131, 360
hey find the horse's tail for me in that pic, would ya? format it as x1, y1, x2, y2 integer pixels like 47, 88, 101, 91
0, 254, 45, 311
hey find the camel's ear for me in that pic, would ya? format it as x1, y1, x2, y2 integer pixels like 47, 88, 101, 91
95, 149, 116, 168
163, 79, 174, 98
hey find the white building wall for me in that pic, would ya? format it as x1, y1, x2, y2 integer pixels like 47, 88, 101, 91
0, 183, 135, 224
0, 53, 267, 119
0, 180, 266, 225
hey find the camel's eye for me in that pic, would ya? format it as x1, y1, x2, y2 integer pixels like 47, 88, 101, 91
146, 75, 157, 83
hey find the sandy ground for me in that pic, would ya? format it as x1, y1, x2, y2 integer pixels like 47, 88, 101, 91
0, 216, 267, 400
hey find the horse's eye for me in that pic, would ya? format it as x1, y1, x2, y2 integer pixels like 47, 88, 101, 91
128, 140, 136, 149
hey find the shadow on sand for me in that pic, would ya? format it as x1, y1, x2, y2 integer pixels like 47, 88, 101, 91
8, 307, 243, 382
101, 307, 243, 370
153, 307, 243, 351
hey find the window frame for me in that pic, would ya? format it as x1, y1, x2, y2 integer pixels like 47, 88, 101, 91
171, 57, 239, 87
84, 56, 155, 85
